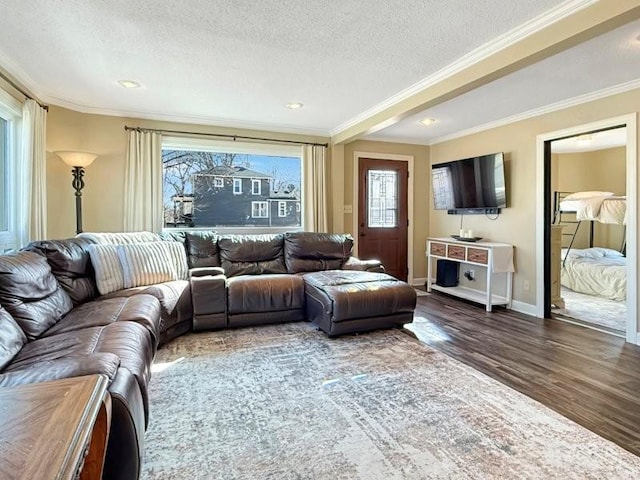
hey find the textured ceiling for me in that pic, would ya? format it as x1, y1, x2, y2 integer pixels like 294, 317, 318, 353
0, 0, 565, 134
367, 19, 640, 144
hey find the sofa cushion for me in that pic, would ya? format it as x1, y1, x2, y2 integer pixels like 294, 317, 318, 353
6, 322, 154, 406
25, 237, 98, 305
0, 353, 120, 388
227, 274, 304, 314
284, 232, 354, 273
101, 280, 193, 341
185, 231, 220, 268
0, 306, 27, 370
218, 234, 286, 276
42, 294, 161, 347
0, 251, 73, 340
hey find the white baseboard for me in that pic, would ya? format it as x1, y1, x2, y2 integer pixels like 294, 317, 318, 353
412, 277, 427, 287
510, 300, 538, 317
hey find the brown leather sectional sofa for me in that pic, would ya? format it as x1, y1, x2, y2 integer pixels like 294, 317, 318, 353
0, 231, 416, 480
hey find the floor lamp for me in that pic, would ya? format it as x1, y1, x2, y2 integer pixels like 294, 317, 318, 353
56, 151, 98, 235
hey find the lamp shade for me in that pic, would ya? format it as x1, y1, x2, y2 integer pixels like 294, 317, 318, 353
56, 151, 98, 167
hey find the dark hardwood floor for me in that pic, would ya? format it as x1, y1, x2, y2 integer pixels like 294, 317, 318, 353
408, 291, 640, 457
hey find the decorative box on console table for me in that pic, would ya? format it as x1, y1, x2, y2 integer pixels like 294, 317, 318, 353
426, 237, 514, 312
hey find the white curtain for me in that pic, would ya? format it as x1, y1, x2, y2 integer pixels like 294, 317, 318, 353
124, 129, 163, 232
21, 99, 47, 243
303, 145, 329, 232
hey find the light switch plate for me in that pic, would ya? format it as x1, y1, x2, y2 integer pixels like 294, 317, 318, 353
343, 205, 353, 214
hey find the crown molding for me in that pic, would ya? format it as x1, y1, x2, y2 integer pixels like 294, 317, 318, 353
43, 95, 331, 138
428, 79, 640, 146
329, 0, 597, 138
355, 135, 431, 147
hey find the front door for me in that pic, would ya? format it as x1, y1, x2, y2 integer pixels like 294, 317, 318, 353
357, 158, 408, 281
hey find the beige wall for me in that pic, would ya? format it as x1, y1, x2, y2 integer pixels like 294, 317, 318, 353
46, 87, 640, 313
429, 87, 640, 307
342, 140, 430, 282
46, 106, 329, 239
553, 147, 626, 249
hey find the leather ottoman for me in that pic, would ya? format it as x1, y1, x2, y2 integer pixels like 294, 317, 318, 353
302, 270, 416, 336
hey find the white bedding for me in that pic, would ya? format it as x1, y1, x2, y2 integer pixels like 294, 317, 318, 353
561, 248, 626, 301
559, 195, 626, 224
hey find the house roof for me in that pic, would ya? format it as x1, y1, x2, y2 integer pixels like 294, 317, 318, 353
194, 166, 272, 179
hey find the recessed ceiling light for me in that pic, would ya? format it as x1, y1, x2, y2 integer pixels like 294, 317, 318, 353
118, 80, 141, 89
418, 117, 436, 126
286, 102, 303, 109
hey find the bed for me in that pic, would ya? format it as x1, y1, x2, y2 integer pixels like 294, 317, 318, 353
561, 247, 626, 301
557, 191, 626, 224
554, 191, 627, 254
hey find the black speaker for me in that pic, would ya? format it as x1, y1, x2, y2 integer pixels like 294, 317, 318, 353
436, 260, 459, 287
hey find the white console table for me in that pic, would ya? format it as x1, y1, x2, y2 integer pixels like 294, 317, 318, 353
426, 237, 514, 312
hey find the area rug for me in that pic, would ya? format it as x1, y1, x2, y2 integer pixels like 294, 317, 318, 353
141, 323, 640, 479
552, 287, 626, 333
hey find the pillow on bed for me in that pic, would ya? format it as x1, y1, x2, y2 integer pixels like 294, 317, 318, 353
588, 247, 624, 258
563, 191, 613, 200
567, 247, 624, 259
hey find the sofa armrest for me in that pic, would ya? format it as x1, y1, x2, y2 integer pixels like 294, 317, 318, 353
189, 266, 225, 277
343, 257, 385, 273
0, 353, 120, 388
189, 272, 227, 331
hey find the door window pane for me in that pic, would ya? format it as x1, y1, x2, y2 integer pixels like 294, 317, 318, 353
367, 169, 398, 228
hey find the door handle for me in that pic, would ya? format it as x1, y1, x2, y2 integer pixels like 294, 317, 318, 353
359, 232, 365, 237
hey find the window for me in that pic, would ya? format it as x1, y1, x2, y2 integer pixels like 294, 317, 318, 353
252, 201, 268, 218
161, 137, 302, 230
0, 118, 7, 233
0, 90, 20, 252
278, 201, 287, 217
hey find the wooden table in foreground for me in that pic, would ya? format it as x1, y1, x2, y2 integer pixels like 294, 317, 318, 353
0, 375, 111, 480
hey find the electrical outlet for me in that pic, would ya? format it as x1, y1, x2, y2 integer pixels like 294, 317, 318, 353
469, 269, 475, 280
463, 270, 475, 281
523, 280, 530, 291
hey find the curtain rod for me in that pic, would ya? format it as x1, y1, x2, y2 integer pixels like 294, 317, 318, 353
124, 125, 328, 147
0, 70, 49, 111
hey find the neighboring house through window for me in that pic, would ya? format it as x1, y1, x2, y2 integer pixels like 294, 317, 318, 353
161, 137, 302, 231
252, 201, 268, 218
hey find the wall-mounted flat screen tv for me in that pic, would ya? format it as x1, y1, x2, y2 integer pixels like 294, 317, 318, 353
431, 152, 506, 211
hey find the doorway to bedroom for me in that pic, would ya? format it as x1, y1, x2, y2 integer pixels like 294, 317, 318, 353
548, 127, 627, 336
538, 114, 637, 344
